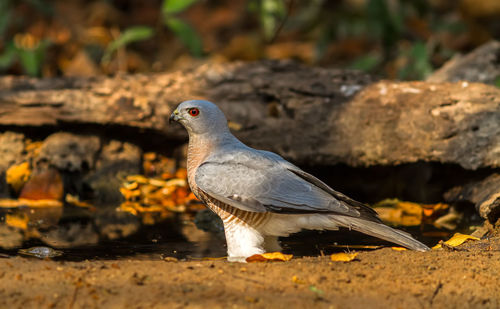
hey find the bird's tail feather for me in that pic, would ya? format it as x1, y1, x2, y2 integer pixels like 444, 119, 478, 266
329, 216, 430, 252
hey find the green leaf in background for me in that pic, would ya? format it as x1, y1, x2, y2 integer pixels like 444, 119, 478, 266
23, 0, 53, 16
17, 49, 39, 76
260, 0, 286, 40
15, 39, 50, 76
0, 43, 16, 68
410, 41, 433, 79
165, 17, 203, 57
398, 41, 433, 80
162, 0, 198, 15
249, 0, 286, 41
367, 0, 403, 49
0, 0, 12, 38
494, 76, 500, 88
349, 53, 381, 72
102, 26, 154, 63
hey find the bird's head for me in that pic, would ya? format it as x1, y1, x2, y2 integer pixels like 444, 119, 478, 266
169, 100, 230, 136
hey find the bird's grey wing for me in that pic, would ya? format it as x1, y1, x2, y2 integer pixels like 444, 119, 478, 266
195, 156, 359, 216
285, 166, 382, 222
256, 149, 381, 221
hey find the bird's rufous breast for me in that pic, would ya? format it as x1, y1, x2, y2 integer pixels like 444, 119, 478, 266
186, 136, 213, 196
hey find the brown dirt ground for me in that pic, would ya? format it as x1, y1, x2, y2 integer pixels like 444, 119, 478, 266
0, 236, 499, 309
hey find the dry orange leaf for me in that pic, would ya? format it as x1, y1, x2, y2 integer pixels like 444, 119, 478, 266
65, 194, 94, 209
119, 202, 139, 215
143, 152, 157, 161
18, 199, 62, 208
6, 162, 31, 192
0, 199, 62, 208
126, 175, 149, 184
292, 275, 307, 284
5, 213, 29, 230
187, 192, 199, 201
175, 168, 187, 180
246, 252, 293, 262
118, 169, 200, 222
330, 244, 382, 250
391, 247, 407, 251
163, 257, 179, 262
119, 187, 141, 200
432, 233, 480, 250
373, 198, 449, 227
330, 252, 359, 262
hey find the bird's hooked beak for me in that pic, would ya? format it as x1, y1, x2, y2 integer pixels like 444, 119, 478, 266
169, 109, 181, 124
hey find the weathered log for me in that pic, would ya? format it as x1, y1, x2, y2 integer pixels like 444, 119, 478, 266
427, 40, 500, 85
445, 174, 500, 224
0, 60, 499, 170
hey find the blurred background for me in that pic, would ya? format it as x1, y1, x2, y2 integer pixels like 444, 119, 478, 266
1, 0, 500, 81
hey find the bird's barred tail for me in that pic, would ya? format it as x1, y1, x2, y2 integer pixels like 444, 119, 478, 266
330, 216, 430, 252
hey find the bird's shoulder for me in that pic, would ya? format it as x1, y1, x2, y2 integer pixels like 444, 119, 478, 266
203, 144, 284, 170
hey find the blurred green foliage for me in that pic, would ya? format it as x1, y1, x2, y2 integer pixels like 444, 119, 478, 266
0, 0, 52, 76
398, 41, 433, 80
162, 0, 199, 14
15, 40, 51, 76
102, 26, 154, 63
162, 0, 203, 57
249, 0, 286, 41
495, 77, 500, 89
349, 54, 382, 72
0, 0, 12, 38
0, 0, 494, 80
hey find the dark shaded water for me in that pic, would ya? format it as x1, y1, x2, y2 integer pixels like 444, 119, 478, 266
0, 224, 446, 262
0, 161, 490, 262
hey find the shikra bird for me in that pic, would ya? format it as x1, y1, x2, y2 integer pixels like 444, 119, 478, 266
169, 100, 430, 262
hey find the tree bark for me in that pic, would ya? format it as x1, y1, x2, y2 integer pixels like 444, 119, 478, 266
0, 60, 499, 170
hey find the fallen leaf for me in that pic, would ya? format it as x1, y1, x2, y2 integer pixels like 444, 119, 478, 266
5, 213, 29, 230
119, 187, 141, 200
65, 194, 95, 209
118, 169, 200, 222
373, 198, 450, 227
391, 247, 407, 251
0, 199, 62, 208
246, 252, 293, 262
6, 162, 31, 193
228, 121, 242, 131
292, 275, 306, 284
24, 140, 43, 156
126, 175, 150, 184
163, 257, 179, 262
123, 182, 139, 190
432, 233, 480, 249
330, 244, 382, 250
174, 168, 187, 179
309, 285, 324, 296
330, 252, 359, 262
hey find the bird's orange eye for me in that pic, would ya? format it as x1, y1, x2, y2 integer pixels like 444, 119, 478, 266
188, 108, 199, 117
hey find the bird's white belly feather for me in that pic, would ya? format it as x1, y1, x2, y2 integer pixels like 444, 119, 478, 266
261, 213, 340, 236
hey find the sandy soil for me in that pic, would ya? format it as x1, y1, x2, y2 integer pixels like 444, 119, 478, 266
0, 235, 499, 309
